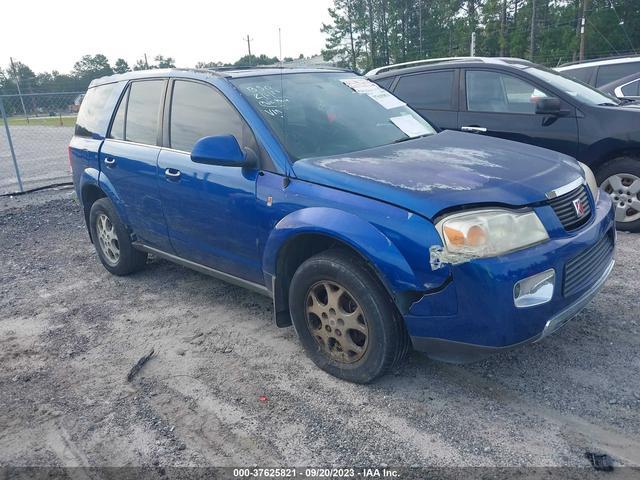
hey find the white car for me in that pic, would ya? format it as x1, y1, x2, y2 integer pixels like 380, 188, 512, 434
556, 55, 640, 88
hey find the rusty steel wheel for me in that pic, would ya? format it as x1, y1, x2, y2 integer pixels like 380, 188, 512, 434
305, 281, 369, 364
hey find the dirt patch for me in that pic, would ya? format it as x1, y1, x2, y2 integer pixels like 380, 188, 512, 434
1, 188, 639, 468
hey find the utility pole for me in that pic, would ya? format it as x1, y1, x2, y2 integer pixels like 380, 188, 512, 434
9, 57, 27, 119
500, 0, 507, 56
579, 0, 590, 62
244, 35, 253, 57
529, 0, 536, 61
470, 31, 476, 56
144, 53, 149, 69
418, 0, 422, 57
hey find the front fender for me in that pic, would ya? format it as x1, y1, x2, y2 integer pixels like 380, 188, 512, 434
263, 207, 418, 297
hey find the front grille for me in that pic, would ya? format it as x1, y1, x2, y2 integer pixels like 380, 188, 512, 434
548, 185, 592, 231
563, 231, 614, 297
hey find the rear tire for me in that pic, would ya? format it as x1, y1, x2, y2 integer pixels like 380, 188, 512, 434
595, 156, 640, 232
289, 249, 409, 383
89, 198, 147, 275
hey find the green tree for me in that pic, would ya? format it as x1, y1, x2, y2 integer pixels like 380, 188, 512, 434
322, 0, 639, 70
72, 54, 113, 80
196, 61, 225, 68
113, 58, 130, 74
233, 54, 280, 66
133, 58, 148, 71
154, 55, 176, 68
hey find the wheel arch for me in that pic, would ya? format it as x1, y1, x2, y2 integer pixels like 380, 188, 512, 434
588, 146, 640, 175
78, 170, 129, 241
263, 207, 421, 327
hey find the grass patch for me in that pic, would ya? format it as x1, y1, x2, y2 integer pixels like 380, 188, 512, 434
5, 115, 77, 127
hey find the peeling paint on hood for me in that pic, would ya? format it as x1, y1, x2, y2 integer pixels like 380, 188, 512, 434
292, 130, 583, 219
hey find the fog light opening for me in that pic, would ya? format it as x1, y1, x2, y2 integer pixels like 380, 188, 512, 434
514, 269, 555, 308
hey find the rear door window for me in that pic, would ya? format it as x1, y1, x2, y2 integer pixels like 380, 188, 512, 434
124, 80, 165, 145
393, 70, 455, 110
169, 80, 250, 152
596, 62, 640, 87
75, 83, 118, 137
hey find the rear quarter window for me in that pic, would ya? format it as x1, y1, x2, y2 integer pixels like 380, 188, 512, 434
374, 77, 395, 90
75, 83, 119, 138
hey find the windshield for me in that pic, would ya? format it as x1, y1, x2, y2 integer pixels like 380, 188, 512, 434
526, 66, 621, 106
231, 72, 436, 160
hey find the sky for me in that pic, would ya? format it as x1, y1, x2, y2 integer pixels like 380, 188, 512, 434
3, 0, 334, 73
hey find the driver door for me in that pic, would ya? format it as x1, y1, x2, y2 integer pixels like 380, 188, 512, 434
157, 79, 263, 283
458, 69, 579, 157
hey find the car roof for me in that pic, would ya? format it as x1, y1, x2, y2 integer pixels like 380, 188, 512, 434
365, 56, 534, 78
88, 67, 352, 88
556, 55, 640, 71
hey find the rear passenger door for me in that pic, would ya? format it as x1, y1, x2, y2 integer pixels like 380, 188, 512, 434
100, 79, 172, 251
390, 69, 458, 130
458, 69, 579, 157
157, 79, 263, 283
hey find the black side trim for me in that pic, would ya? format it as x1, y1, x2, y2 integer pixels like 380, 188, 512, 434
133, 243, 271, 297
411, 334, 539, 364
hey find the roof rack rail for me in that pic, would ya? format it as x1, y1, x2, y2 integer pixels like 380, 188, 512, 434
366, 57, 478, 76
208, 64, 350, 72
557, 53, 640, 68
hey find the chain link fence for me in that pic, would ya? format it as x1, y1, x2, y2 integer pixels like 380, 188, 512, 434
0, 91, 84, 195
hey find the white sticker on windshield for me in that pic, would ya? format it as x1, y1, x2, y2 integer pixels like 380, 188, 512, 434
390, 115, 431, 138
341, 78, 406, 109
367, 90, 406, 109
341, 78, 379, 94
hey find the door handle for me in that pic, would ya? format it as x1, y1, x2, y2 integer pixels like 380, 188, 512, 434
104, 157, 116, 166
461, 126, 488, 133
164, 168, 181, 180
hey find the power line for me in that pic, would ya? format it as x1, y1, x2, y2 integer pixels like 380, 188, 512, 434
608, 0, 635, 53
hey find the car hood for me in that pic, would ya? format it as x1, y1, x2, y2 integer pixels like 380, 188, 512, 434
291, 130, 583, 220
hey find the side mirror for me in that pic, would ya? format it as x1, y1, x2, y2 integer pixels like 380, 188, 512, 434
535, 97, 562, 115
190, 135, 252, 167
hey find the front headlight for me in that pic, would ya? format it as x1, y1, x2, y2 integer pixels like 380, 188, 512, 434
579, 162, 599, 201
435, 209, 549, 258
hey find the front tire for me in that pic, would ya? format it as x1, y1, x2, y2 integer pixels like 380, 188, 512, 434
595, 156, 640, 232
89, 198, 147, 275
289, 250, 409, 383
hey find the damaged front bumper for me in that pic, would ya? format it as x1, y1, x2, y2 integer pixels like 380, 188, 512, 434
405, 192, 616, 363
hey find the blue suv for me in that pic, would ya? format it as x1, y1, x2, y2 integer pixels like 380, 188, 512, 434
70, 68, 616, 383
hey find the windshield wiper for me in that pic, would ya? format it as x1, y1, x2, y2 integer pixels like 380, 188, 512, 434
597, 102, 619, 106
393, 134, 430, 144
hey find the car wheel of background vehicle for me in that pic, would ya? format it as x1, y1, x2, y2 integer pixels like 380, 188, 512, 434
596, 157, 640, 232
89, 198, 147, 275
289, 249, 409, 383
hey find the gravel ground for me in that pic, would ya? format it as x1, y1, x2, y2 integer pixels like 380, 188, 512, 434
1, 188, 639, 473
0, 125, 73, 194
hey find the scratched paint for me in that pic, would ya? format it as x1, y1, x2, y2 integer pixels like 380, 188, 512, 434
315, 147, 503, 192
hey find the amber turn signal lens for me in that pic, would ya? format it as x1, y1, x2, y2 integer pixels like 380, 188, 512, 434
443, 225, 465, 246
